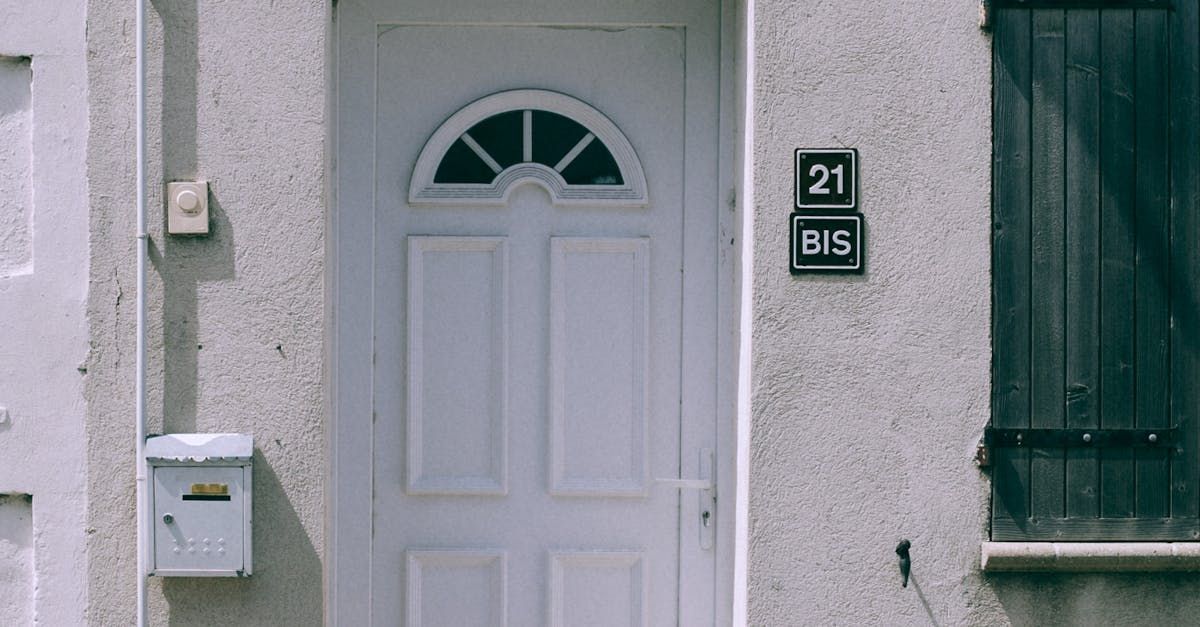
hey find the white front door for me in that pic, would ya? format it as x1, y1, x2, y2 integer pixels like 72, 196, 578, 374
334, 1, 726, 624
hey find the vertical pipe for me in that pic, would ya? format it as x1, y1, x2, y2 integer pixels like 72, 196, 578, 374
134, 0, 149, 624
733, 0, 755, 623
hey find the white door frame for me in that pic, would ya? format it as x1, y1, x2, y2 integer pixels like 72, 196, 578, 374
326, 1, 752, 624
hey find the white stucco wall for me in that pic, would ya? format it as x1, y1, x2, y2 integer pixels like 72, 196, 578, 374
0, 1, 89, 623
750, 0, 995, 623
749, 2, 1200, 625
84, 1, 328, 624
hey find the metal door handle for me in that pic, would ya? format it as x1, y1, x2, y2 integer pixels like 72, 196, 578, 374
654, 478, 712, 491
655, 448, 715, 550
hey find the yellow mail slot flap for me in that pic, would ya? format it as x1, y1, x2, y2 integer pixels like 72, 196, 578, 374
190, 483, 229, 495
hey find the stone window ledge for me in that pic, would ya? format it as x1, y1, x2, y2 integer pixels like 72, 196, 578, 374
982, 542, 1200, 572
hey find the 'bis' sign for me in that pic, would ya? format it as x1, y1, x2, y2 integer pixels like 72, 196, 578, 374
789, 213, 864, 274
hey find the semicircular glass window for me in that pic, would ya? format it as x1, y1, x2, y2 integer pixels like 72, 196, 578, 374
433, 110, 624, 186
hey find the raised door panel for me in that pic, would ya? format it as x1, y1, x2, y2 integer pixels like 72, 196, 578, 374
549, 238, 649, 497
549, 551, 647, 627
406, 550, 507, 626
406, 236, 508, 495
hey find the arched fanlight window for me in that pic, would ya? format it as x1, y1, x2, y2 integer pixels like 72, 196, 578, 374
409, 90, 649, 207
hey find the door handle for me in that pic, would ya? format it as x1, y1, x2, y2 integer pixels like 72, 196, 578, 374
655, 478, 712, 491
655, 448, 715, 550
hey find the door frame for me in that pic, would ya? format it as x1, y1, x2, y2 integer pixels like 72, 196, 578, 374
325, 1, 753, 624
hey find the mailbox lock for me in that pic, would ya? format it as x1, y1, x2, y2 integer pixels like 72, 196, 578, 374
162, 513, 175, 525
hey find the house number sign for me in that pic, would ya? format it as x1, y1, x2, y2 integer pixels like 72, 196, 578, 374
795, 148, 857, 210
790, 213, 864, 274
791, 148, 864, 274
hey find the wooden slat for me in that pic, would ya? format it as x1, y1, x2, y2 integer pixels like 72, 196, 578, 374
1134, 9, 1172, 519
1098, 9, 1137, 520
992, 516, 1200, 541
1030, 9, 1067, 522
1169, 0, 1200, 523
1064, 9, 1101, 520
992, 8, 1034, 534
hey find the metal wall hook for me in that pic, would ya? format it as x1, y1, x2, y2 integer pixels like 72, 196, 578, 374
896, 539, 912, 588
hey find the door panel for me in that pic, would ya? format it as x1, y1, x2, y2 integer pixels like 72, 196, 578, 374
406, 236, 508, 495
406, 550, 507, 626
549, 237, 650, 497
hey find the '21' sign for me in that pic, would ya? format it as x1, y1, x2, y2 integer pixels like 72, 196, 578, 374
795, 148, 857, 210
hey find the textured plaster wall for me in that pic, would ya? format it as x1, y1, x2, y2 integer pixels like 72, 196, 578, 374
85, 0, 328, 624
0, 495, 34, 624
0, 1, 90, 623
749, 2, 1200, 625
749, 0, 993, 623
0, 56, 33, 276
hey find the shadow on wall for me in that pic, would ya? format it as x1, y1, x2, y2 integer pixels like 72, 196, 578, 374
150, 0, 235, 436
991, 572, 1200, 625
160, 453, 321, 625
149, 190, 236, 436
908, 574, 943, 627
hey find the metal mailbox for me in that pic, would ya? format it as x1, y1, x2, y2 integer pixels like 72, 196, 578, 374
145, 433, 253, 577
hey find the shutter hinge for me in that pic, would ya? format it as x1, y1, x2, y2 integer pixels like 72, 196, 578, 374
983, 426, 1178, 449
992, 0, 1172, 9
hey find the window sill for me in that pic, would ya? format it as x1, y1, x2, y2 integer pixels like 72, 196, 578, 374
982, 542, 1200, 572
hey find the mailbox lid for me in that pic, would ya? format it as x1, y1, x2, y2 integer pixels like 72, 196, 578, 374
145, 433, 253, 465
152, 465, 246, 575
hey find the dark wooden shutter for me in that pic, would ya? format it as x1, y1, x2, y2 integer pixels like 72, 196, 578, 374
991, 0, 1200, 540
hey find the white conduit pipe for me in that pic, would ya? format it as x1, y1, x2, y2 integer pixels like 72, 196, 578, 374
135, 0, 149, 624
